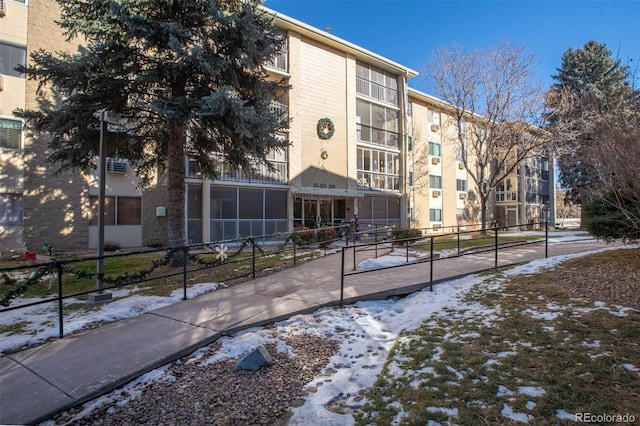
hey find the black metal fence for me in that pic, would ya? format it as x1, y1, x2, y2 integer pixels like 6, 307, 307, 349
0, 224, 351, 339
339, 222, 551, 306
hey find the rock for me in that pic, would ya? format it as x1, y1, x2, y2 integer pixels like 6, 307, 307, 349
234, 345, 274, 372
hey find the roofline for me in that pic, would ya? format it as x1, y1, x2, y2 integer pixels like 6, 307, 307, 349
261, 6, 419, 79
408, 87, 459, 114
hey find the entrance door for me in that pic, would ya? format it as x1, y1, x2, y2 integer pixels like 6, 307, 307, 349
507, 208, 518, 227
294, 198, 347, 228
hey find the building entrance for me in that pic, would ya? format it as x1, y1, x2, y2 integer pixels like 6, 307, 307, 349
294, 197, 346, 228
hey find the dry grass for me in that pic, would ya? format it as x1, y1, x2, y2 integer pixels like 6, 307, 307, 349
357, 248, 640, 425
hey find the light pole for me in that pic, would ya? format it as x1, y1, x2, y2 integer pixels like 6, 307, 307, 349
88, 110, 121, 304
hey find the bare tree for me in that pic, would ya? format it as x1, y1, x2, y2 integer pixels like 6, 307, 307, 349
423, 41, 547, 230
547, 86, 640, 239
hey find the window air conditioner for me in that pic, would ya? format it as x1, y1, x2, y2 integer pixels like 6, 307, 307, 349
106, 158, 127, 173
459, 192, 466, 199
432, 224, 439, 231
431, 124, 440, 132
431, 157, 440, 165
458, 162, 464, 169
432, 190, 441, 198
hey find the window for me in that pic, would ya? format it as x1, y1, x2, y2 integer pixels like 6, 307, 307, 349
0, 193, 22, 226
356, 61, 399, 106
265, 31, 288, 72
456, 179, 467, 192
356, 99, 399, 148
456, 146, 466, 163
90, 196, 141, 225
357, 147, 399, 191
0, 118, 22, 149
0, 42, 27, 78
428, 141, 441, 157
429, 175, 442, 189
430, 208, 442, 222
427, 110, 440, 125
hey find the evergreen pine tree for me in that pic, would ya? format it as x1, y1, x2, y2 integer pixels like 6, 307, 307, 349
17, 0, 289, 261
546, 41, 631, 202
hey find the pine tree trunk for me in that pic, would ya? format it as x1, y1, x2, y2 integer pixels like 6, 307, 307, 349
167, 121, 187, 267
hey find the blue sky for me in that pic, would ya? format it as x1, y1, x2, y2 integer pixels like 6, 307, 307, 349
264, 0, 640, 92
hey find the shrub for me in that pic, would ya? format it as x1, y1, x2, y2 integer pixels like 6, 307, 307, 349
392, 228, 422, 242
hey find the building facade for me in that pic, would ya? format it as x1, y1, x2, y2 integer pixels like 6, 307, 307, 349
1, 2, 553, 254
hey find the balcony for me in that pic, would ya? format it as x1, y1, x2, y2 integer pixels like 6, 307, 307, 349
357, 123, 399, 149
356, 77, 398, 106
357, 172, 400, 192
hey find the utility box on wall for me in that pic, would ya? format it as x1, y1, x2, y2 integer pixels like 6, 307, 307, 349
156, 206, 167, 217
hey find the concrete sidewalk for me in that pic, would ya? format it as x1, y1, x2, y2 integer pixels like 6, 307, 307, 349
0, 238, 616, 425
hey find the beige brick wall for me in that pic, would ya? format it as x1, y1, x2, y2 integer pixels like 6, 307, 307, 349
408, 95, 480, 230
22, 0, 91, 251
292, 36, 350, 190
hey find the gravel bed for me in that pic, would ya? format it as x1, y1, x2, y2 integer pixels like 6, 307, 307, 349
48, 334, 339, 426
556, 250, 640, 309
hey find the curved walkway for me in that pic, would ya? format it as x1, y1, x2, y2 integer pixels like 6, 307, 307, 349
0, 237, 617, 425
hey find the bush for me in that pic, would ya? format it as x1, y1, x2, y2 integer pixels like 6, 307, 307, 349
294, 226, 315, 245
392, 228, 423, 242
315, 226, 336, 247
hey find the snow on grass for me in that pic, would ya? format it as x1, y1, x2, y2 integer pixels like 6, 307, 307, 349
0, 283, 221, 354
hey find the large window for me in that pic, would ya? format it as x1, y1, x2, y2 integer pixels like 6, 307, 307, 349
265, 31, 288, 72
0, 193, 22, 226
428, 141, 441, 157
0, 118, 22, 149
90, 196, 141, 225
356, 99, 399, 148
359, 195, 401, 227
357, 147, 399, 192
356, 61, 398, 106
0, 42, 26, 78
207, 187, 288, 242
429, 175, 442, 189
430, 208, 442, 222
456, 179, 467, 192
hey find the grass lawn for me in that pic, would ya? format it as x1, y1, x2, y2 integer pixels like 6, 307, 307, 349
355, 249, 640, 425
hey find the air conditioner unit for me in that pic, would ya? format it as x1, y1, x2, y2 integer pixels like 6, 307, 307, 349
106, 158, 127, 173
431, 124, 440, 132
432, 190, 441, 198
431, 157, 440, 165
458, 162, 464, 170
459, 193, 466, 199
432, 224, 440, 231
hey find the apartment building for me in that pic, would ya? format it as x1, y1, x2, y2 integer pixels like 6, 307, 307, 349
1, 2, 553, 253
0, 0, 27, 252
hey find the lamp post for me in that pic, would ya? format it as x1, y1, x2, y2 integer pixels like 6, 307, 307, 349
88, 110, 121, 304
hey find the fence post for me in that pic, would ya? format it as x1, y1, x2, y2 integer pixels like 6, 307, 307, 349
57, 262, 64, 338
293, 233, 297, 266
545, 220, 549, 258
182, 247, 188, 301
494, 226, 499, 269
457, 227, 460, 254
340, 247, 345, 307
406, 240, 409, 263
353, 239, 357, 271
252, 240, 256, 279
430, 237, 434, 292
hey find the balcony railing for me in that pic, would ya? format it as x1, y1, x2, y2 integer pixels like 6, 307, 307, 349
265, 52, 288, 73
356, 77, 399, 106
357, 123, 399, 149
217, 161, 288, 185
357, 172, 400, 192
